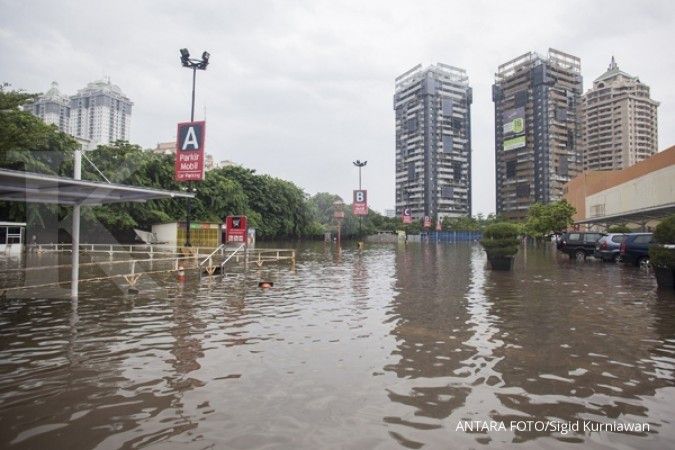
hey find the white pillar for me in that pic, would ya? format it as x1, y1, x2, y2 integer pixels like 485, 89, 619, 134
71, 149, 82, 298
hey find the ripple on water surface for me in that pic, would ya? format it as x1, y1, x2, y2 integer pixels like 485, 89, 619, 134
1, 243, 675, 448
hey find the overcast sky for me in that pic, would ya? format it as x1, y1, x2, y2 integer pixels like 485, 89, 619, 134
1, 0, 673, 214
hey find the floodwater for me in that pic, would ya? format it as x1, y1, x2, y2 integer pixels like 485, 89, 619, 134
1, 242, 675, 449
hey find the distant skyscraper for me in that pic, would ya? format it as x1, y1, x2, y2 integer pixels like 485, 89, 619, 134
493, 48, 583, 220
581, 57, 659, 171
394, 64, 472, 221
70, 79, 133, 146
24, 82, 71, 134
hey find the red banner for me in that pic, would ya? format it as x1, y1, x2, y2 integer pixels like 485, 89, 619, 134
175, 121, 206, 181
352, 190, 368, 216
402, 208, 412, 224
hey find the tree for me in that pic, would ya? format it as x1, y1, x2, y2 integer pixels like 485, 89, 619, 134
0, 84, 80, 230
524, 200, 576, 238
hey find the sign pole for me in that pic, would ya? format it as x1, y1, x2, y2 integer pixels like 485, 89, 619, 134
352, 160, 367, 236
185, 67, 197, 247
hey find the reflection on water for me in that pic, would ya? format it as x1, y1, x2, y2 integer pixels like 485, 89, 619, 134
1, 242, 675, 448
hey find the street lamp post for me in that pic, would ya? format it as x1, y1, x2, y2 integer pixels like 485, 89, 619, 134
179, 48, 210, 247
352, 160, 367, 235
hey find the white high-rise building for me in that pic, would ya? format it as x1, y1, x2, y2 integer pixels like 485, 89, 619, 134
581, 57, 659, 171
24, 82, 71, 134
70, 79, 133, 147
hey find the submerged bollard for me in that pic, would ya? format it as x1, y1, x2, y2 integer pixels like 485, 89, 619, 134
258, 281, 273, 289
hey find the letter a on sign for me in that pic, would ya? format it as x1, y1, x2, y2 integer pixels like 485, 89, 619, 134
182, 127, 199, 150
175, 121, 206, 182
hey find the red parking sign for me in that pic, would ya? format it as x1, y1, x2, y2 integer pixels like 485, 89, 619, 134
352, 190, 368, 216
175, 121, 206, 181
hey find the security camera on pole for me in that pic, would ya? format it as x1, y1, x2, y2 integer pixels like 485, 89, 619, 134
176, 48, 210, 247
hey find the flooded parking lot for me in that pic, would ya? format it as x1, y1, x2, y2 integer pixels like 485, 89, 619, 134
1, 242, 675, 449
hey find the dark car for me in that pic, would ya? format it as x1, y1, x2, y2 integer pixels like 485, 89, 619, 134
594, 233, 627, 262
620, 233, 653, 267
557, 232, 604, 260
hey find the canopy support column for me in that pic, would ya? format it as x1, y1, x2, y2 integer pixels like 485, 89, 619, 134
71, 149, 82, 298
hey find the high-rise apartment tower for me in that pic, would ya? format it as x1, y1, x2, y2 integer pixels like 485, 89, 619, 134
24, 82, 71, 134
581, 57, 659, 171
70, 79, 133, 146
493, 48, 583, 220
394, 64, 472, 220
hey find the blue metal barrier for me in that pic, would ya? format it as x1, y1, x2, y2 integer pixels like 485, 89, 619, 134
420, 231, 482, 242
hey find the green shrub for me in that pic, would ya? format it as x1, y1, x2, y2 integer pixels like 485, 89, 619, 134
482, 222, 521, 240
480, 222, 520, 257
650, 245, 675, 270
608, 224, 631, 233
653, 215, 675, 244
650, 215, 675, 269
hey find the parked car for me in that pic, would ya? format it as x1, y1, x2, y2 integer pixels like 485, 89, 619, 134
620, 233, 653, 267
594, 233, 627, 262
557, 232, 604, 260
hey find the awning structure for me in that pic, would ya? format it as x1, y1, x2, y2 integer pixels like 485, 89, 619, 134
0, 168, 194, 205
1, 158, 195, 299
576, 202, 675, 227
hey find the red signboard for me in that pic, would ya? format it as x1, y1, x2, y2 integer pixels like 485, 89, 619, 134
175, 121, 206, 181
423, 216, 432, 228
225, 215, 247, 244
352, 190, 368, 216
402, 208, 412, 224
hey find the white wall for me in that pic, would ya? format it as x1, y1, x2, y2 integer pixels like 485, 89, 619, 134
151, 223, 178, 244
586, 165, 675, 218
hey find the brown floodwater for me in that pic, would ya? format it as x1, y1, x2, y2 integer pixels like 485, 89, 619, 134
1, 242, 675, 449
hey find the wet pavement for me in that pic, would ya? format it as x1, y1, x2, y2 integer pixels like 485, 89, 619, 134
1, 242, 675, 449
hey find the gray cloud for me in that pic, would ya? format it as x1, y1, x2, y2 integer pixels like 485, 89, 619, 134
1, 0, 673, 215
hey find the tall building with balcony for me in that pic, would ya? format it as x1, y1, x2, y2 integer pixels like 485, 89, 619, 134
493, 48, 583, 220
24, 82, 71, 134
581, 57, 659, 171
70, 78, 133, 147
394, 63, 472, 221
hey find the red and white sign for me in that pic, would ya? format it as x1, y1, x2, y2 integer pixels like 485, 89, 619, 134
175, 121, 206, 181
225, 215, 247, 243
402, 208, 412, 224
352, 190, 368, 216
423, 216, 432, 228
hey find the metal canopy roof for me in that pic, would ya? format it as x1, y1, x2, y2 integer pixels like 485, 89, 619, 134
0, 168, 194, 206
576, 202, 675, 226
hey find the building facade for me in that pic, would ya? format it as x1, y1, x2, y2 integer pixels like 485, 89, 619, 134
24, 82, 71, 134
493, 49, 583, 220
69, 79, 133, 146
564, 145, 674, 228
581, 57, 659, 171
394, 64, 472, 221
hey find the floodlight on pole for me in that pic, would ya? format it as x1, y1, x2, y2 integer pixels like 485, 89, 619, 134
178, 47, 210, 246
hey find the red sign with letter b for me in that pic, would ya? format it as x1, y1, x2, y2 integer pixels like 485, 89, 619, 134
352, 190, 368, 216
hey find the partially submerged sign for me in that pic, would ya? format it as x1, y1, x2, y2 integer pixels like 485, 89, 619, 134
225, 215, 248, 243
175, 121, 206, 181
